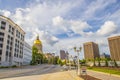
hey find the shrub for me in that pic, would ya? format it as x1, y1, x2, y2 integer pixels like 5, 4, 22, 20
114, 60, 118, 67
11, 65, 17, 68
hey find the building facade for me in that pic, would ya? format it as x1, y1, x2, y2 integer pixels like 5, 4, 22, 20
83, 42, 100, 60
0, 15, 25, 66
23, 42, 32, 65
108, 36, 120, 61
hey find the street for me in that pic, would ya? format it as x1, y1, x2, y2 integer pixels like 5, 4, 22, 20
0, 64, 62, 79
0, 65, 82, 80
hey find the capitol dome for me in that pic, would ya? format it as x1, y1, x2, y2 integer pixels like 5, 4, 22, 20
34, 35, 42, 45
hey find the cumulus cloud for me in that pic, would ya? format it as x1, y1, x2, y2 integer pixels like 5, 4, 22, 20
70, 20, 91, 35
52, 16, 91, 36
53, 16, 64, 26
0, 0, 119, 57
3, 0, 81, 52
0, 10, 11, 17
96, 21, 117, 36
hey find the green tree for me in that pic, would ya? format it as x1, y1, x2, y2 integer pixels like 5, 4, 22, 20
57, 59, 63, 66
114, 60, 118, 67
31, 46, 44, 65
31, 46, 38, 65
105, 58, 108, 67
96, 58, 101, 67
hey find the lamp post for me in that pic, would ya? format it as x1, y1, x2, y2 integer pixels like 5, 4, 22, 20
74, 46, 82, 76
69, 55, 73, 70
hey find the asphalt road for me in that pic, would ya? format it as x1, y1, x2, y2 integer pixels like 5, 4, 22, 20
0, 64, 62, 79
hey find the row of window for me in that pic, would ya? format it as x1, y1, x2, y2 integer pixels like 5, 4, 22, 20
0, 21, 24, 41
14, 39, 23, 58
14, 53, 23, 58
8, 25, 14, 35
16, 30, 24, 41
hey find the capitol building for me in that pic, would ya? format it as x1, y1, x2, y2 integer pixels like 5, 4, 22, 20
33, 35, 43, 54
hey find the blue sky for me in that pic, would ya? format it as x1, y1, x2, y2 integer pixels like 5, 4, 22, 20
0, 0, 120, 58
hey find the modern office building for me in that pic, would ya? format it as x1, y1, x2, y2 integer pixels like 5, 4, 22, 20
83, 42, 100, 60
0, 15, 25, 66
23, 42, 32, 65
60, 50, 68, 60
108, 36, 120, 61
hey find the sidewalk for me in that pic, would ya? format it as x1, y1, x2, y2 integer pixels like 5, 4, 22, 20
1, 70, 83, 80
68, 70, 84, 80
87, 70, 120, 80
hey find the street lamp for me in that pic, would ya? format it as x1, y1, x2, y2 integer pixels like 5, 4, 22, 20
68, 55, 73, 70
74, 46, 82, 76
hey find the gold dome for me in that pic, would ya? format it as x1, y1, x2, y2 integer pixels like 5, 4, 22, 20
34, 34, 42, 45
34, 40, 42, 45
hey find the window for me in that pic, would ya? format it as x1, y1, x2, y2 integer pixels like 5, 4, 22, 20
8, 25, 11, 32
0, 50, 2, 55
12, 27, 14, 32
8, 35, 10, 39
6, 45, 9, 49
16, 30, 18, 37
9, 52, 11, 57
0, 32, 4, 36
12, 27, 14, 35
6, 51, 8, 56
23, 36, 24, 40
7, 40, 9, 44
14, 53, 16, 57
1, 21, 6, 30
0, 38, 3, 42
0, 44, 3, 48
11, 37, 13, 40
0, 57, 1, 61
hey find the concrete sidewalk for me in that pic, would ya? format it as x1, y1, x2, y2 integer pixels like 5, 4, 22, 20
87, 70, 120, 80
1, 70, 83, 80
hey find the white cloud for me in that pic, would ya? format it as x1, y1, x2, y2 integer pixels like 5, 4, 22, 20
53, 16, 63, 26
4, 1, 82, 53
0, 10, 11, 17
0, 0, 119, 58
96, 21, 117, 36
81, 0, 117, 20
70, 20, 91, 35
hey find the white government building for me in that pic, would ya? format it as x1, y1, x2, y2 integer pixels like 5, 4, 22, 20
0, 15, 32, 66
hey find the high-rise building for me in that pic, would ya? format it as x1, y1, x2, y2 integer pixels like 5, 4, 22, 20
23, 42, 32, 65
108, 36, 120, 61
33, 35, 43, 54
60, 50, 68, 60
83, 42, 100, 60
0, 15, 25, 66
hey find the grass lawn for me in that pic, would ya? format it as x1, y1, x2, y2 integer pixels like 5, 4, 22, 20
88, 67, 120, 75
